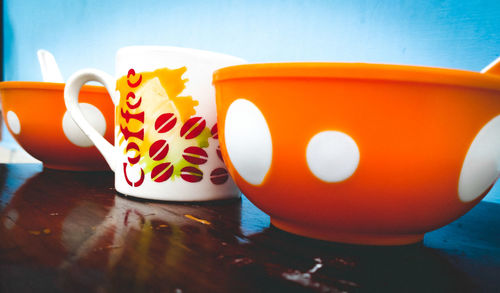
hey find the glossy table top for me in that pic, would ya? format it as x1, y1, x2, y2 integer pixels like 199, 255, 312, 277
0, 164, 499, 292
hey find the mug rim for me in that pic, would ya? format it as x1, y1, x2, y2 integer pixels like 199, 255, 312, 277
116, 45, 246, 63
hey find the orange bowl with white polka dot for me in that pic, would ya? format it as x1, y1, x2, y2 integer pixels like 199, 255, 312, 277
214, 63, 500, 245
0, 81, 114, 171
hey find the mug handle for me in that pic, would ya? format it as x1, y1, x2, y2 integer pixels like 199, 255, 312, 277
64, 69, 118, 171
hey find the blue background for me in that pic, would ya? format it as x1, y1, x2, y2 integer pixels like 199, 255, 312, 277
2, 0, 500, 201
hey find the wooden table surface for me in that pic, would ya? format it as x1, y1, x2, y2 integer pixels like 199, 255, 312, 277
0, 164, 499, 292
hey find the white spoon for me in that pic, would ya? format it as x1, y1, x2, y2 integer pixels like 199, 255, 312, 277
480, 56, 500, 75
37, 49, 64, 83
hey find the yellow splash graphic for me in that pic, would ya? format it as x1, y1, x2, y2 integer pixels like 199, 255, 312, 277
116, 67, 197, 125
116, 67, 211, 178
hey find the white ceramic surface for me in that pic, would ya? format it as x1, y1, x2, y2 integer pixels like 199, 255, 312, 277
64, 46, 245, 201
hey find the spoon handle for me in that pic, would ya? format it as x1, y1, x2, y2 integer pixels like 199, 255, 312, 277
481, 56, 500, 75
37, 49, 64, 83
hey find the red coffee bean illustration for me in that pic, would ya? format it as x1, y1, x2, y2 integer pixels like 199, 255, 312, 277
216, 145, 224, 162
182, 146, 208, 165
180, 166, 203, 183
149, 139, 169, 161
155, 113, 177, 133
211, 123, 218, 139
180, 117, 206, 139
151, 162, 174, 182
210, 168, 229, 185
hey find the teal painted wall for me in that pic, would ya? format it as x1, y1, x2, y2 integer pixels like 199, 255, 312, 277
4, 0, 500, 82
2, 0, 500, 201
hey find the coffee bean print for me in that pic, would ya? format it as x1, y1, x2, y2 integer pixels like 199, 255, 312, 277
216, 145, 223, 162
180, 117, 206, 139
180, 166, 203, 183
151, 162, 174, 182
149, 139, 169, 161
210, 168, 229, 185
182, 146, 208, 165
211, 123, 218, 139
155, 113, 177, 133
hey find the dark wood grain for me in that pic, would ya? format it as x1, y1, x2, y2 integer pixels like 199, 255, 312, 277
0, 164, 498, 292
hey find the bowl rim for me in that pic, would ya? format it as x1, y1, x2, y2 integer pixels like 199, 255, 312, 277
213, 62, 500, 91
0, 81, 106, 93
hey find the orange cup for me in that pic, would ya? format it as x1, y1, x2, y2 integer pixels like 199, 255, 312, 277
0, 82, 114, 171
214, 63, 500, 245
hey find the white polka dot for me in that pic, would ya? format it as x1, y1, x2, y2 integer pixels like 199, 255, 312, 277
306, 131, 360, 182
458, 115, 500, 202
224, 99, 272, 185
62, 103, 106, 147
6, 111, 21, 135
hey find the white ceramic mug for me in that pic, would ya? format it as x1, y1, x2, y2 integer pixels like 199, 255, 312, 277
64, 46, 244, 201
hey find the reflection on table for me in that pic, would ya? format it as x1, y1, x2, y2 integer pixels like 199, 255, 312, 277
0, 164, 499, 292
